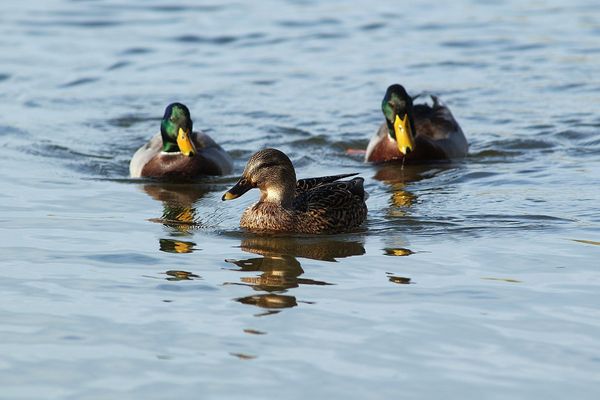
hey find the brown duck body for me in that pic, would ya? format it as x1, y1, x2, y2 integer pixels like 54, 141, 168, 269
365, 95, 468, 163
240, 174, 367, 234
223, 149, 368, 234
130, 132, 233, 178
239, 174, 367, 234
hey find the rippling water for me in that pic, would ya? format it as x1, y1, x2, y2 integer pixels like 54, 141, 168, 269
1, 0, 599, 398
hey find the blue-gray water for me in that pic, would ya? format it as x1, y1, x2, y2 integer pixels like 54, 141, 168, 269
1, 0, 599, 399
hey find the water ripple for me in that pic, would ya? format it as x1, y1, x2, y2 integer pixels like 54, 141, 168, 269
59, 77, 100, 88
177, 34, 223, 44
1, 1, 599, 397
86, 253, 160, 265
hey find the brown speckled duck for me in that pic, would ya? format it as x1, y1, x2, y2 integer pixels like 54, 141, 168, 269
222, 148, 367, 234
365, 84, 468, 163
129, 103, 233, 179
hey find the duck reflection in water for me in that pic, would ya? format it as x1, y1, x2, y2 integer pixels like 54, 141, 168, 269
372, 163, 452, 257
372, 162, 460, 218
373, 164, 420, 219
142, 183, 209, 253
227, 235, 365, 312
373, 161, 458, 184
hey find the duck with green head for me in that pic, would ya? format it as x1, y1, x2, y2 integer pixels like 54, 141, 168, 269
222, 148, 367, 234
365, 84, 468, 163
130, 102, 233, 179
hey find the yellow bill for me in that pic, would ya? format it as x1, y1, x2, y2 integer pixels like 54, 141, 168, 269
393, 114, 415, 155
177, 127, 197, 157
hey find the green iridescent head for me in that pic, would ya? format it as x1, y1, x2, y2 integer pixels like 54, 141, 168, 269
381, 84, 415, 155
160, 103, 196, 156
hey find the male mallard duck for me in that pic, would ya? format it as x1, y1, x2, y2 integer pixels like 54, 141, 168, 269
129, 103, 233, 178
365, 84, 468, 163
222, 148, 367, 234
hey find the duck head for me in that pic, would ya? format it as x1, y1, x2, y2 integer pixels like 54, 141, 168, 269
382, 84, 416, 156
160, 103, 196, 156
222, 148, 297, 208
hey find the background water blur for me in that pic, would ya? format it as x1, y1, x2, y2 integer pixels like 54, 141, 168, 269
1, 0, 599, 398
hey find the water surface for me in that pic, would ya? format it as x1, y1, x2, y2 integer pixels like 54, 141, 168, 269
1, 0, 599, 399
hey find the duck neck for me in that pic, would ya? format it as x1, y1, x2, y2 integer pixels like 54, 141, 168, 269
162, 141, 180, 153
259, 182, 296, 209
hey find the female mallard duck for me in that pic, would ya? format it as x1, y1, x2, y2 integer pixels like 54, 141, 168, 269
365, 84, 468, 163
222, 148, 367, 234
129, 103, 233, 178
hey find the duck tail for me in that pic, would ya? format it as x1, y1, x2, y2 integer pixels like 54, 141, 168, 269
347, 177, 368, 200
324, 172, 360, 182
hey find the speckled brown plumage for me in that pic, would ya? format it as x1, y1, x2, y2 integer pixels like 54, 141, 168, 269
223, 149, 367, 234
240, 177, 367, 234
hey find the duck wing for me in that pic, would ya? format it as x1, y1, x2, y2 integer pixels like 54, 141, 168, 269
191, 131, 234, 175
293, 177, 367, 233
410, 94, 468, 159
412, 94, 462, 140
296, 173, 359, 194
294, 177, 367, 211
